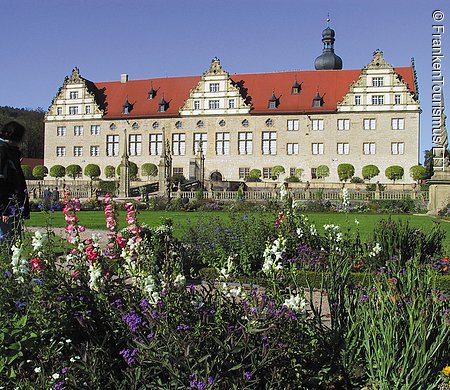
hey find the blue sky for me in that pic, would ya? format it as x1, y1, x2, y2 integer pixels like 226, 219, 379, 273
0, 0, 448, 160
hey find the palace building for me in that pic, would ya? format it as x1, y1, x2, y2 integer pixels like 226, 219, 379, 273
44, 25, 420, 184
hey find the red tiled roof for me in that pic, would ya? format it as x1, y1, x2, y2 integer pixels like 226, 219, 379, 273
21, 158, 44, 169
95, 67, 415, 118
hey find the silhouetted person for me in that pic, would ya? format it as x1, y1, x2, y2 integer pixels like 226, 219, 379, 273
0, 121, 30, 240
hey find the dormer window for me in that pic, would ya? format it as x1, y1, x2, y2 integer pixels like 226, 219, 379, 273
158, 96, 168, 112
312, 91, 324, 107
291, 80, 302, 95
268, 91, 279, 109
122, 96, 133, 114
147, 83, 157, 100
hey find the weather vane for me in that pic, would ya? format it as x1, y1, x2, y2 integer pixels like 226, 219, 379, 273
326, 13, 330, 25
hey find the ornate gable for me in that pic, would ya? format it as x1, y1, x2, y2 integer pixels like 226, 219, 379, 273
338, 50, 420, 112
46, 67, 104, 121
179, 57, 251, 116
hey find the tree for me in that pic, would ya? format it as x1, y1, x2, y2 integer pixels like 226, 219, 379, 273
294, 168, 304, 180
49, 165, 65, 179
21, 165, 33, 179
271, 165, 285, 180
362, 165, 380, 182
105, 165, 116, 179
141, 163, 158, 180
84, 164, 101, 180
247, 169, 261, 182
385, 165, 404, 183
409, 165, 426, 183
32, 165, 48, 180
316, 165, 330, 179
423, 149, 434, 179
66, 164, 82, 180
337, 163, 355, 182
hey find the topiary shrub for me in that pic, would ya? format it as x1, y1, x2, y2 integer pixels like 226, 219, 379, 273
247, 169, 262, 182
385, 165, 404, 183
337, 163, 355, 182
141, 163, 158, 180
21, 165, 33, 179
316, 165, 330, 179
105, 165, 116, 179
409, 165, 427, 183
362, 165, 380, 182
271, 165, 285, 180
350, 176, 364, 184
66, 164, 82, 180
32, 165, 48, 180
49, 165, 65, 179
84, 164, 101, 180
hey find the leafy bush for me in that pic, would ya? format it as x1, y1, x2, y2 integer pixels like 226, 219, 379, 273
410, 165, 427, 183
104, 165, 116, 179
32, 165, 48, 180
84, 164, 101, 180
337, 163, 355, 182
247, 168, 261, 181
316, 165, 329, 179
385, 165, 404, 182
66, 164, 82, 180
49, 165, 65, 179
362, 164, 380, 181
285, 175, 300, 182
350, 176, 364, 184
271, 165, 285, 180
21, 165, 33, 179
141, 163, 158, 180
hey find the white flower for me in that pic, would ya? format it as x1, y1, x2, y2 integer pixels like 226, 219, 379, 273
369, 242, 382, 257
34, 367, 41, 373
11, 243, 29, 282
355, 218, 360, 225
262, 237, 286, 274
174, 274, 185, 287
309, 225, 317, 236
296, 227, 303, 239
52, 373, 60, 380
283, 294, 306, 312
32, 231, 48, 251
88, 263, 102, 291
70, 357, 76, 363
65, 339, 72, 344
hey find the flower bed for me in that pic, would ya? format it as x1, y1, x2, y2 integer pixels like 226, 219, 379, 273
0, 192, 449, 388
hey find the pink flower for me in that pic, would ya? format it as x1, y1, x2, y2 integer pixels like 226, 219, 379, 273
30, 257, 42, 272
116, 235, 126, 248
78, 225, 86, 232
85, 246, 98, 262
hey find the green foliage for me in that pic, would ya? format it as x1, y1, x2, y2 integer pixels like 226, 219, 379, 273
65, 164, 82, 180
116, 162, 138, 180
385, 165, 404, 182
362, 164, 380, 181
337, 163, 355, 182
248, 168, 261, 181
0, 106, 44, 158
104, 165, 116, 179
409, 165, 427, 183
271, 165, 285, 180
294, 168, 304, 179
21, 165, 33, 179
32, 165, 47, 180
316, 165, 330, 179
350, 176, 364, 184
96, 180, 117, 195
141, 163, 158, 180
423, 149, 434, 180
285, 175, 300, 183
170, 173, 186, 185
49, 165, 65, 179
84, 164, 101, 180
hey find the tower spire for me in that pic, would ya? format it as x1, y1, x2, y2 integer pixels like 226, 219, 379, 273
314, 19, 343, 70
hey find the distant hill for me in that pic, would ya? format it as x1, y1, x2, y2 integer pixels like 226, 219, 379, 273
0, 106, 45, 158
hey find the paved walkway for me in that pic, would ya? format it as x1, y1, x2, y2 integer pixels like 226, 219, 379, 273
26, 226, 110, 247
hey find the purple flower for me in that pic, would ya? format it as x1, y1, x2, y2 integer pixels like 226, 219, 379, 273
119, 348, 138, 365
244, 371, 252, 381
207, 377, 214, 385
61, 367, 69, 374
14, 300, 25, 309
53, 381, 64, 390
176, 324, 190, 332
122, 311, 143, 333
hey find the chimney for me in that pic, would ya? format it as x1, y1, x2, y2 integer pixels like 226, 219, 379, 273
121, 73, 128, 84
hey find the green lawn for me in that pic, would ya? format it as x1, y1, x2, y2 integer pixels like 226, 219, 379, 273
27, 210, 450, 249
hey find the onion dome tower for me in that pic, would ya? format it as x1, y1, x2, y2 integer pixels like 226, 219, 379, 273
314, 18, 343, 70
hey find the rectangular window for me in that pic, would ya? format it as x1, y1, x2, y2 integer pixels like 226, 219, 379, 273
263, 167, 273, 179
355, 95, 361, 105
172, 133, 186, 156
107, 135, 119, 157
209, 83, 219, 92
395, 94, 401, 105
287, 143, 299, 155
363, 142, 376, 155
56, 126, 66, 136
149, 134, 162, 156
173, 167, 184, 176
208, 100, 220, 109
73, 146, 83, 157
262, 131, 277, 155
337, 143, 350, 155
228, 99, 235, 109
290, 167, 296, 177
69, 91, 79, 99
90, 146, 100, 157
312, 119, 324, 131
311, 168, 317, 179
238, 132, 253, 155
194, 100, 200, 110
312, 143, 324, 155
85, 105, 91, 114
391, 142, 405, 155
215, 132, 230, 155
56, 146, 66, 157
69, 106, 78, 115
391, 118, 405, 130
194, 133, 207, 155
287, 119, 299, 131
363, 118, 376, 130
74, 126, 83, 136
371, 95, 384, 105
372, 77, 384, 87
239, 167, 250, 179
57, 107, 63, 115
90, 125, 100, 135
337, 119, 350, 130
